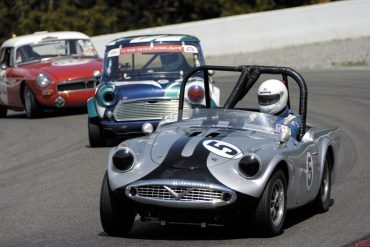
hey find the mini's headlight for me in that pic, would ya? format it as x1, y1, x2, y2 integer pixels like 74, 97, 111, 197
97, 85, 117, 107
112, 149, 134, 171
36, 74, 51, 88
187, 84, 204, 104
238, 155, 260, 178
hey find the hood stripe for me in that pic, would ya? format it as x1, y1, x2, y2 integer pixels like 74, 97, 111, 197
141, 128, 237, 182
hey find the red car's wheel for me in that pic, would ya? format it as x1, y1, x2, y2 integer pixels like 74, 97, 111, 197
0, 105, 7, 118
23, 85, 43, 118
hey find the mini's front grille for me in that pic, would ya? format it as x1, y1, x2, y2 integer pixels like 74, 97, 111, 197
137, 186, 222, 202
57, 79, 97, 92
113, 99, 192, 121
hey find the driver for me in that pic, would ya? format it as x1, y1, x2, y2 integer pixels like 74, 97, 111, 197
257, 79, 302, 139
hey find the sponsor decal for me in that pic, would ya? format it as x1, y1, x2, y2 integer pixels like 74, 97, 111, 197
120, 45, 184, 54
306, 152, 314, 191
52, 59, 89, 66
203, 140, 242, 159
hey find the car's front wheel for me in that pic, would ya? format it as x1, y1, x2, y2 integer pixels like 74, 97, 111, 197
88, 117, 106, 147
313, 155, 332, 213
253, 170, 287, 236
100, 172, 135, 236
0, 105, 7, 118
23, 84, 43, 118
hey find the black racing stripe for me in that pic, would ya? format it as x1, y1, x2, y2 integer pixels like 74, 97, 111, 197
141, 128, 237, 182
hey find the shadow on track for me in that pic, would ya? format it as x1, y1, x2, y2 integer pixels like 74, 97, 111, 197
97, 204, 327, 241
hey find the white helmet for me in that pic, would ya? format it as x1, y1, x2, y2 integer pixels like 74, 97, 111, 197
257, 79, 288, 114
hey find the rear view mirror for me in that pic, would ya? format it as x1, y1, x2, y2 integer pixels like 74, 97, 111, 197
279, 129, 291, 144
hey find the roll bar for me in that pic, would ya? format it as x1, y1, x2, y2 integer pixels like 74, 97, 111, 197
178, 65, 308, 141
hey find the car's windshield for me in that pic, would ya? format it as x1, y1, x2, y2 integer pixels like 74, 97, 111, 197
15, 39, 98, 64
158, 108, 280, 134
104, 44, 201, 79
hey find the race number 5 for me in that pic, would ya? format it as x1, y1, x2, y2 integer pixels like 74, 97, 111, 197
203, 140, 242, 159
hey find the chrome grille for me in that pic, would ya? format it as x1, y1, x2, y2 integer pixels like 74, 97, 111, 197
57, 79, 97, 92
137, 186, 222, 202
113, 99, 192, 121
125, 180, 237, 209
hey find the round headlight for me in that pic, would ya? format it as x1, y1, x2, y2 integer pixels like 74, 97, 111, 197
36, 74, 51, 88
112, 149, 134, 172
187, 84, 204, 104
97, 85, 117, 107
238, 155, 260, 178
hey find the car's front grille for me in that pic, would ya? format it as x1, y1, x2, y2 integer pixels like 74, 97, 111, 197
57, 79, 97, 92
125, 180, 237, 209
137, 186, 222, 202
113, 99, 192, 121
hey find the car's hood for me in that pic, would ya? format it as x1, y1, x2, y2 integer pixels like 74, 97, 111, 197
110, 79, 182, 100
150, 127, 277, 169
22, 57, 101, 81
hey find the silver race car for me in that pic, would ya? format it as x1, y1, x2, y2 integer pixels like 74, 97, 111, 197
99, 65, 340, 236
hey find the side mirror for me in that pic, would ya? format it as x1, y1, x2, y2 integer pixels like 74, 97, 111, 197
279, 128, 291, 144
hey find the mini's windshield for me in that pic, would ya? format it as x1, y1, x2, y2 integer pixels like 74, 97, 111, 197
158, 108, 280, 134
15, 39, 98, 64
104, 44, 201, 79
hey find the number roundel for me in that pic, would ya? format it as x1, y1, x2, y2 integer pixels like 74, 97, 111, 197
203, 140, 243, 159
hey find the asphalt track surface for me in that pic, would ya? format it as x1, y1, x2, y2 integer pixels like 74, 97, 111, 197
1, 68, 369, 247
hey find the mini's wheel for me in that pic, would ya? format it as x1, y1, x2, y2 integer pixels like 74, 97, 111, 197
100, 172, 135, 236
23, 84, 43, 118
253, 170, 287, 236
313, 156, 332, 213
88, 117, 106, 147
0, 105, 7, 118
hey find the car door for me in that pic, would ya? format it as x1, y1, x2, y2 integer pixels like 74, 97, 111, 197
0, 47, 24, 108
0, 47, 11, 106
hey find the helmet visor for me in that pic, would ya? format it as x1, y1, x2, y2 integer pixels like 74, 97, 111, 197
258, 94, 280, 106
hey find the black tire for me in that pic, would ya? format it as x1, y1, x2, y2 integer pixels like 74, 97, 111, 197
88, 117, 106, 147
100, 172, 135, 236
253, 170, 287, 236
0, 105, 7, 118
23, 84, 43, 118
313, 156, 332, 213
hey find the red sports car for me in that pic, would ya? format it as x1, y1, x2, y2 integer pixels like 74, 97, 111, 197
0, 31, 102, 118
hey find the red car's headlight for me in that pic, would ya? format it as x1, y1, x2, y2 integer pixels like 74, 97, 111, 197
36, 74, 51, 88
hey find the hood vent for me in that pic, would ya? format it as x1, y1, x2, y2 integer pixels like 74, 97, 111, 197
187, 131, 202, 137
206, 132, 220, 138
